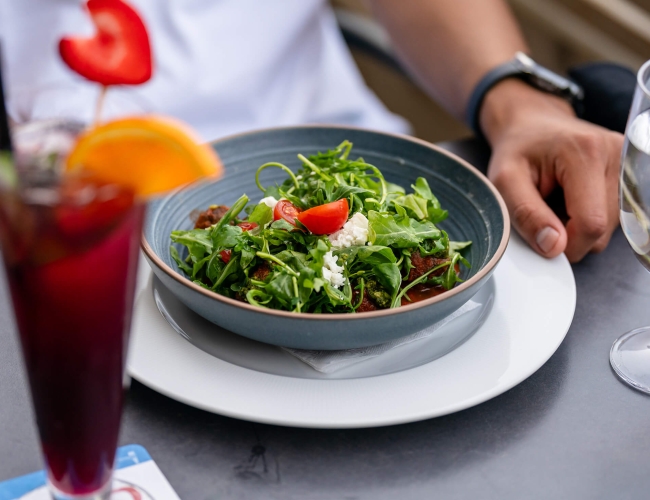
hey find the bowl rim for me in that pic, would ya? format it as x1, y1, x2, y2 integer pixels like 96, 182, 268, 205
141, 124, 511, 320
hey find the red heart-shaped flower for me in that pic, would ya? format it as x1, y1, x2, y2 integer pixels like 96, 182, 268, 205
59, 0, 153, 86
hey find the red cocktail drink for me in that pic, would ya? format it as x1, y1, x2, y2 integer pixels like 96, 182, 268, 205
0, 165, 144, 497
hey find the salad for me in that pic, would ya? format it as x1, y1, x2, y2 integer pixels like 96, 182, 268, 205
170, 141, 471, 313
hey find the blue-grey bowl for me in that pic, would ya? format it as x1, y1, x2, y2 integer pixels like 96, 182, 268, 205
142, 126, 509, 350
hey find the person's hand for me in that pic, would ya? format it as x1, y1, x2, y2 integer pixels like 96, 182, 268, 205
480, 79, 623, 262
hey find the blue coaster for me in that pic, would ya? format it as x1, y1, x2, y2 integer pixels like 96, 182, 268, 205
0, 444, 179, 499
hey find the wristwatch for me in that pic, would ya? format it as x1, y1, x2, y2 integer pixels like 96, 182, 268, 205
465, 52, 585, 138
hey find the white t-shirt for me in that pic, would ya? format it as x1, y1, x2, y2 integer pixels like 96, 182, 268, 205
0, 0, 409, 141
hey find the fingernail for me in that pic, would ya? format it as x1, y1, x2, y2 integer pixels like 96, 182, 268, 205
536, 226, 560, 254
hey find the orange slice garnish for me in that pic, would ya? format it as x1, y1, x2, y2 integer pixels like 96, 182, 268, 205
66, 116, 223, 196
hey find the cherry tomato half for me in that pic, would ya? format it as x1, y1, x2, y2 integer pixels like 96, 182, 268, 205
273, 200, 302, 225
220, 249, 232, 264
297, 198, 349, 235
237, 221, 258, 231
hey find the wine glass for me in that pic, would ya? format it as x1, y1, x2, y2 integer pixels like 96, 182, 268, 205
611, 59, 650, 393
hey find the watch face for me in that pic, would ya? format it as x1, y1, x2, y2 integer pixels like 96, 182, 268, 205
530, 74, 560, 93
515, 52, 583, 101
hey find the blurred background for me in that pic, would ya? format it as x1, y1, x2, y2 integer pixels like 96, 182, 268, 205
333, 0, 650, 142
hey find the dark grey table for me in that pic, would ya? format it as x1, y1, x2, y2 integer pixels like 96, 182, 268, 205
2, 139, 649, 500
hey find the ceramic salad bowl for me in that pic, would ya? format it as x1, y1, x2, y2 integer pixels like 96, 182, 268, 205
142, 126, 509, 350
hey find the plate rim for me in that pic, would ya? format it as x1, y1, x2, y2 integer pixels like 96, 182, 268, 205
140, 124, 511, 321
128, 234, 576, 428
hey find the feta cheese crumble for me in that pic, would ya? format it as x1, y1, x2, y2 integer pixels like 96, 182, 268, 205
259, 196, 279, 210
322, 251, 346, 288
328, 212, 369, 248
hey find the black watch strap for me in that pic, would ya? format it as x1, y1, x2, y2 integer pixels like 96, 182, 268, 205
465, 53, 584, 139
465, 61, 523, 138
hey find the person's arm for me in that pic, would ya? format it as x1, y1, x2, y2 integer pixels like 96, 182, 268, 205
367, 0, 622, 262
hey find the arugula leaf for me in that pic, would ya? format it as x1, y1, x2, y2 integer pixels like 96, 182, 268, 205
450, 240, 472, 253
265, 271, 295, 307
213, 254, 240, 288
170, 246, 193, 275
309, 238, 330, 264
323, 282, 350, 306
248, 203, 274, 226
392, 193, 429, 220
192, 254, 212, 278
410, 219, 442, 240
193, 279, 212, 290
373, 263, 402, 294
210, 194, 249, 236
386, 182, 405, 194
213, 225, 244, 249
335, 245, 396, 267
295, 267, 317, 306
240, 245, 256, 270
206, 251, 225, 282
409, 178, 448, 223
427, 205, 448, 224
434, 253, 464, 290
301, 273, 325, 293
368, 211, 441, 248
448, 240, 472, 269
269, 219, 294, 232
170, 229, 213, 263
367, 211, 412, 247
411, 177, 435, 200
402, 248, 414, 280
273, 250, 309, 270
263, 185, 282, 199
419, 230, 449, 257
170, 229, 212, 250
393, 203, 408, 218
329, 184, 374, 202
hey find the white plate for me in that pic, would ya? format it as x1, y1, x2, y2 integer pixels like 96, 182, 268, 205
149, 275, 495, 380
128, 234, 576, 428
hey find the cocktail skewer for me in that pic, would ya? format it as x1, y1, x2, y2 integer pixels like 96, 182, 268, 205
0, 44, 12, 153
0, 44, 17, 189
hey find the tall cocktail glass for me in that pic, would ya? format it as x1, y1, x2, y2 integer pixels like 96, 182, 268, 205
0, 120, 144, 499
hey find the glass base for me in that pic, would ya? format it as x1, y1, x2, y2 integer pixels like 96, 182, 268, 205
48, 478, 112, 500
610, 326, 650, 394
